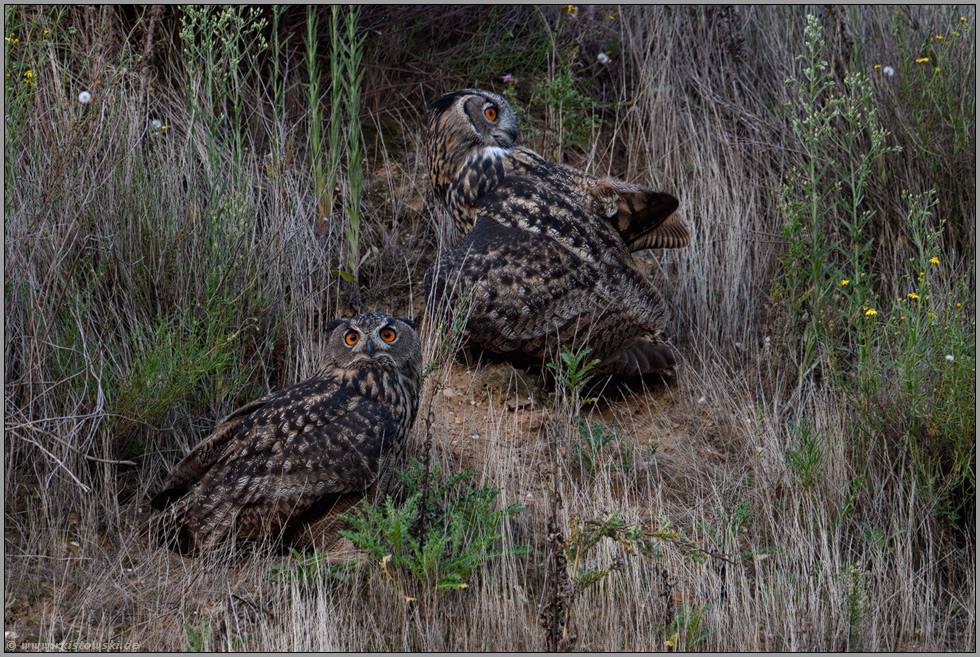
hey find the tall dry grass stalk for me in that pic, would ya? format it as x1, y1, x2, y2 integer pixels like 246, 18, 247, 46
4, 5, 974, 651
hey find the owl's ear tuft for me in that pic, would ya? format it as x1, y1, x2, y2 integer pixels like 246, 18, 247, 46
395, 317, 419, 330
427, 91, 466, 114
326, 319, 348, 331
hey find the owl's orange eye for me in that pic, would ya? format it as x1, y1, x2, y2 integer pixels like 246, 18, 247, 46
345, 331, 359, 346
380, 328, 397, 342
484, 105, 497, 122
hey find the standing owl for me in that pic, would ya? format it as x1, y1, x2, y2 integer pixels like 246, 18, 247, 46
150, 313, 422, 553
422, 89, 690, 376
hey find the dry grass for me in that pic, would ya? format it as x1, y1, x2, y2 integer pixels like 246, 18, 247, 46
4, 5, 975, 652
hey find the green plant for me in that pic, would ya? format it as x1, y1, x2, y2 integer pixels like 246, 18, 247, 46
338, 461, 528, 597
861, 523, 906, 556
774, 14, 898, 388
698, 500, 755, 558
573, 418, 632, 475
178, 6, 268, 179
785, 415, 827, 492
267, 547, 360, 588
655, 601, 714, 652
547, 346, 601, 411
773, 14, 975, 532
324, 5, 374, 293
305, 6, 332, 239
529, 47, 601, 159
839, 562, 867, 650
109, 299, 266, 454
887, 13, 975, 250
565, 512, 666, 589
182, 616, 211, 652
544, 511, 715, 649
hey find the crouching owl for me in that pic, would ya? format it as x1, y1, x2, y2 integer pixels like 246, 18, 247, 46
422, 88, 689, 376
150, 312, 422, 553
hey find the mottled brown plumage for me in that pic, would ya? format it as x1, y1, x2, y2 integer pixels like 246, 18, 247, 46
423, 89, 691, 251
423, 89, 689, 376
150, 313, 422, 553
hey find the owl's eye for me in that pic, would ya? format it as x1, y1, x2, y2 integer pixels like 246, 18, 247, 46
345, 331, 359, 346
484, 105, 497, 122
380, 327, 397, 342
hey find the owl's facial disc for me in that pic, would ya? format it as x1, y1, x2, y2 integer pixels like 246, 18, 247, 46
345, 324, 399, 365
465, 93, 518, 148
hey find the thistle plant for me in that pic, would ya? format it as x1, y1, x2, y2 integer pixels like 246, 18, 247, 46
338, 461, 528, 597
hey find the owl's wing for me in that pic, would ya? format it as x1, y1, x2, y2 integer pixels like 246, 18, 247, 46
152, 375, 402, 551
427, 212, 665, 364
149, 392, 279, 510
510, 150, 689, 251
587, 179, 690, 250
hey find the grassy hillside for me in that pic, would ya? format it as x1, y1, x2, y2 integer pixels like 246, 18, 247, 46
4, 5, 975, 651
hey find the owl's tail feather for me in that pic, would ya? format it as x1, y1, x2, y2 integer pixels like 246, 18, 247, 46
603, 335, 679, 376
148, 499, 200, 554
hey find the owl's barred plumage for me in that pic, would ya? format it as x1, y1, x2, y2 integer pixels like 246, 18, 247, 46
150, 313, 422, 553
423, 89, 689, 376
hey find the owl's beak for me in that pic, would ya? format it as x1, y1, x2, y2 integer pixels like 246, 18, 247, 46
366, 339, 375, 357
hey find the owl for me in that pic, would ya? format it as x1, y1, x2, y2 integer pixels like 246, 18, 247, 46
422, 88, 690, 376
150, 312, 422, 553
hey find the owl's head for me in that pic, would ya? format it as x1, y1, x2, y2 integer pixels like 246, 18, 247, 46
425, 88, 519, 151
325, 312, 422, 378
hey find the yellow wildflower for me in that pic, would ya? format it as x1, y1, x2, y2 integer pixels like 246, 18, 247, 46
927, 311, 937, 319
936, 35, 944, 40
916, 57, 930, 63
929, 256, 939, 264
840, 279, 850, 286
956, 302, 961, 308
865, 308, 877, 317
908, 292, 919, 300
874, 64, 881, 69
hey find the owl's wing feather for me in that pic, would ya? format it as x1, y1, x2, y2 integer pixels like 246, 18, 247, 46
149, 392, 279, 510
587, 179, 686, 250
153, 373, 402, 551
510, 149, 688, 251
625, 211, 691, 250
428, 211, 667, 366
